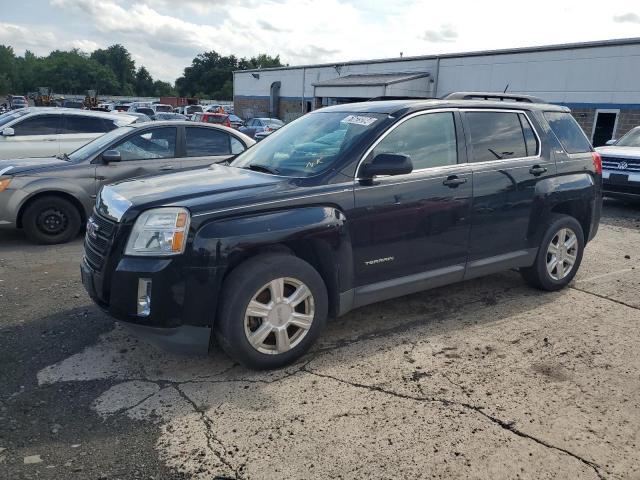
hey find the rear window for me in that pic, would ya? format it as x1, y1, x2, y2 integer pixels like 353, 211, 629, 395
544, 111, 592, 153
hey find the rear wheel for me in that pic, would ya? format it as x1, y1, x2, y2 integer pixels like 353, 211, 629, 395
520, 214, 584, 291
215, 253, 328, 370
22, 196, 82, 244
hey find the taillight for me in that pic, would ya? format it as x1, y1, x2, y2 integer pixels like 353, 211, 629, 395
264, 126, 272, 132
592, 151, 602, 175
224, 118, 231, 127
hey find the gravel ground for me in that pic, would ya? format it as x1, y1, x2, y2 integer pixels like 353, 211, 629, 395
1, 198, 639, 480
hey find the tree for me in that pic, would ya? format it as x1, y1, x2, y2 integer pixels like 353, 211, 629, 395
135, 66, 154, 96
176, 51, 282, 100
0, 45, 16, 93
153, 80, 176, 97
90, 44, 136, 93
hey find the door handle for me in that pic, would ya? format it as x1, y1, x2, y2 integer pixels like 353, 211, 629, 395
160, 165, 174, 171
529, 165, 547, 176
442, 175, 467, 188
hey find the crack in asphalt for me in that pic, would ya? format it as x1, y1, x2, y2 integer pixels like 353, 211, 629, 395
173, 384, 243, 479
571, 285, 640, 311
301, 366, 607, 480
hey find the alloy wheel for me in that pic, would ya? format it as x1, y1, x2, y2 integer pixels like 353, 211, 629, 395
244, 277, 315, 355
546, 227, 578, 281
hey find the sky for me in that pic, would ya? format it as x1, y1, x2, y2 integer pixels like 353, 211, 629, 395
1, 0, 640, 83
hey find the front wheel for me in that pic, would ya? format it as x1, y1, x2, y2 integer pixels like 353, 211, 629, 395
215, 253, 328, 370
22, 196, 82, 244
520, 214, 585, 291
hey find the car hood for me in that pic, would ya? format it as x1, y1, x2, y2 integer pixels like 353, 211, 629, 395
0, 157, 70, 176
98, 164, 292, 221
595, 146, 640, 158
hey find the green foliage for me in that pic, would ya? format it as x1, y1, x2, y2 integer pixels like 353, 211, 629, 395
0, 43, 167, 97
0, 43, 284, 101
176, 52, 283, 100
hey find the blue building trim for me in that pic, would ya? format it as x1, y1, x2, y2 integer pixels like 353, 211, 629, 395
555, 102, 640, 110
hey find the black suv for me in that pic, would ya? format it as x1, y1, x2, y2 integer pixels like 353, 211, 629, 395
81, 92, 602, 369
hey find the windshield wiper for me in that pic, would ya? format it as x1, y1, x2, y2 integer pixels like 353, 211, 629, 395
56, 153, 71, 161
246, 163, 280, 175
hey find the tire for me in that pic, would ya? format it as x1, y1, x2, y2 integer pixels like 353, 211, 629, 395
215, 253, 328, 370
520, 214, 585, 291
22, 196, 82, 245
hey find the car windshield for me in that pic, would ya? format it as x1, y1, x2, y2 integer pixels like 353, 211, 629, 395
615, 128, 640, 147
231, 111, 386, 177
0, 109, 30, 128
155, 105, 172, 112
67, 126, 134, 162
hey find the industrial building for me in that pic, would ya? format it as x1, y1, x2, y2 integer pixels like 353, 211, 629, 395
233, 37, 640, 146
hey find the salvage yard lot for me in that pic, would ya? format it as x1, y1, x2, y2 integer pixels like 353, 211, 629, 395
1, 200, 639, 480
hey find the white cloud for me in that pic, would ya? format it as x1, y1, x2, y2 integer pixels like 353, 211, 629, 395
0, 0, 638, 83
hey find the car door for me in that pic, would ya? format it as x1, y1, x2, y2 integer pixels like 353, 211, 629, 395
60, 115, 113, 155
350, 110, 472, 289
0, 114, 61, 158
461, 109, 554, 276
94, 126, 179, 191
181, 126, 248, 170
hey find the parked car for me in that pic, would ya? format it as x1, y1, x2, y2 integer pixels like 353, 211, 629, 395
129, 107, 155, 118
179, 105, 204, 116
114, 103, 132, 112
80, 93, 602, 369
240, 117, 284, 139
152, 104, 173, 114
0, 108, 137, 160
0, 121, 254, 243
8, 96, 28, 110
152, 112, 188, 121
62, 100, 84, 109
595, 126, 640, 200
192, 112, 239, 128
228, 114, 244, 129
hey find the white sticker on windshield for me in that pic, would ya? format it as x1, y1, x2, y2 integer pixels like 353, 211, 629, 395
341, 115, 378, 126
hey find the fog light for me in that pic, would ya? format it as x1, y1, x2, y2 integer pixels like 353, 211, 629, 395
137, 278, 152, 316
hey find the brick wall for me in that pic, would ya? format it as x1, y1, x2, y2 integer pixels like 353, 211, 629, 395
614, 109, 640, 139
234, 97, 269, 120
571, 108, 595, 138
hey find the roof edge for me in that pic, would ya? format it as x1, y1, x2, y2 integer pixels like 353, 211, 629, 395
234, 37, 640, 74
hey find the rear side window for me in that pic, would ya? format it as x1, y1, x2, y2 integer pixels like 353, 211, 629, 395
12, 115, 60, 136
465, 111, 532, 162
62, 116, 114, 134
544, 111, 592, 153
186, 127, 231, 156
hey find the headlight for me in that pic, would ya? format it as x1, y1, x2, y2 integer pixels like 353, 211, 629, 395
0, 177, 12, 192
125, 207, 190, 256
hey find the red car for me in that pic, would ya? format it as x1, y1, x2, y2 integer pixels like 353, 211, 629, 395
193, 112, 232, 128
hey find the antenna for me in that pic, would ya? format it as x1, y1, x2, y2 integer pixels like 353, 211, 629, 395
503, 84, 509, 93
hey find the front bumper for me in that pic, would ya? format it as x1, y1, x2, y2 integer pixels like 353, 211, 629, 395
602, 170, 640, 199
81, 255, 222, 354
0, 188, 29, 229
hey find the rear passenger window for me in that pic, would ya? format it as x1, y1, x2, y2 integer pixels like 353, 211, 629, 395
465, 111, 532, 162
12, 115, 60, 136
63, 116, 114, 134
186, 127, 231, 156
372, 112, 457, 169
544, 111, 592, 153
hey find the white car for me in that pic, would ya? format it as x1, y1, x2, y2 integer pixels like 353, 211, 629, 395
595, 126, 640, 200
0, 108, 138, 160
152, 103, 173, 113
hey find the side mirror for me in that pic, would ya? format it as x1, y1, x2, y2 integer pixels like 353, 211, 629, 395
361, 153, 413, 179
2, 127, 15, 137
102, 150, 122, 163
605, 139, 617, 146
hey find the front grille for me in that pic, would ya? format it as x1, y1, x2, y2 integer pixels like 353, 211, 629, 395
84, 212, 117, 272
601, 156, 640, 173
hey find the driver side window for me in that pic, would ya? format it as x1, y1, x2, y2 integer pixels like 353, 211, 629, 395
112, 127, 176, 161
372, 112, 458, 170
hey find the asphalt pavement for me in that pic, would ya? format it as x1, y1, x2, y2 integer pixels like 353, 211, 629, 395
1, 199, 639, 479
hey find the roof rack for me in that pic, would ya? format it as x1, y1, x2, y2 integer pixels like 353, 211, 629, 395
444, 92, 545, 103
